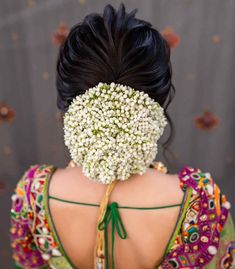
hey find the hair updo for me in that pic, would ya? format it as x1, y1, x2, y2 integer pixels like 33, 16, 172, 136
56, 2, 175, 151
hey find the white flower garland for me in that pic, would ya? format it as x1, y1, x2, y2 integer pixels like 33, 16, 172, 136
63, 82, 167, 184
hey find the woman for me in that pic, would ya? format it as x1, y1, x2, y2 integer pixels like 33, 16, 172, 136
10, 3, 235, 269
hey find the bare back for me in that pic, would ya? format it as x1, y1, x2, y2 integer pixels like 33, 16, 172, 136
48, 166, 184, 269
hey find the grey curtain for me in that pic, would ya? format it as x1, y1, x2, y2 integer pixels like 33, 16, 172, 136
0, 0, 235, 267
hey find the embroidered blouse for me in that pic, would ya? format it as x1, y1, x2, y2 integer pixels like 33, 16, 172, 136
10, 164, 235, 269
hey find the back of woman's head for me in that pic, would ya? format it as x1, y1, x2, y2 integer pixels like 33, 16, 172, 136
56, 2, 175, 148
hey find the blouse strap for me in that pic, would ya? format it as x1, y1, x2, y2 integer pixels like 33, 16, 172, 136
98, 201, 127, 269
48, 194, 183, 210
94, 180, 118, 269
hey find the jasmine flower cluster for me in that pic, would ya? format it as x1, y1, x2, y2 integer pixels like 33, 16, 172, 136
63, 82, 167, 184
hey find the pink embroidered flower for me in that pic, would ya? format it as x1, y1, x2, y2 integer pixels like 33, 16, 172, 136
0, 102, 16, 123
212, 35, 221, 44
52, 22, 69, 47
161, 27, 180, 49
194, 109, 220, 131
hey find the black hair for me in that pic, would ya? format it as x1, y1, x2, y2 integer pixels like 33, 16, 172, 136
56, 2, 175, 157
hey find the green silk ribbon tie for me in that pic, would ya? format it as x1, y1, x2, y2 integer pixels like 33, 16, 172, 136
98, 202, 127, 269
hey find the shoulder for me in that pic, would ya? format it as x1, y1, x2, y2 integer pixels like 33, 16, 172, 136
178, 165, 231, 235
178, 165, 231, 212
161, 165, 232, 268
149, 168, 184, 204
14, 164, 56, 190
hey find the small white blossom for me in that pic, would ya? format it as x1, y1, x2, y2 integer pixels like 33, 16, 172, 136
63, 82, 167, 184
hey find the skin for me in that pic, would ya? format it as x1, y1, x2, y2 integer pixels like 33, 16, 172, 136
48, 165, 184, 269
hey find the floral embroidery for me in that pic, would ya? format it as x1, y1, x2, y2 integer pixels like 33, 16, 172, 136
10, 165, 64, 268
161, 166, 231, 268
10, 165, 48, 268
30, 165, 62, 260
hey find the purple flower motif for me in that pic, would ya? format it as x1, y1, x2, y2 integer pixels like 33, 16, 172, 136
13, 196, 23, 212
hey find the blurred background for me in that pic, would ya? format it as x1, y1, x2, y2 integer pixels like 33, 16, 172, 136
0, 0, 235, 267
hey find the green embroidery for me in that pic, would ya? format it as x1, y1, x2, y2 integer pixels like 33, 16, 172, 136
49, 256, 74, 269
14, 261, 49, 269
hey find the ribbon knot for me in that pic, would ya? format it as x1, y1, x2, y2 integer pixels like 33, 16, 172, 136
98, 202, 127, 269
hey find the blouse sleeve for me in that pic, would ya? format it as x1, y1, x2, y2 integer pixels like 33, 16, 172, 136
204, 204, 235, 268
182, 167, 235, 269
161, 166, 235, 269
213, 212, 235, 268
10, 165, 49, 269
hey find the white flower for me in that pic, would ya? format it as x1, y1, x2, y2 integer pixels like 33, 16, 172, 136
63, 82, 167, 184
